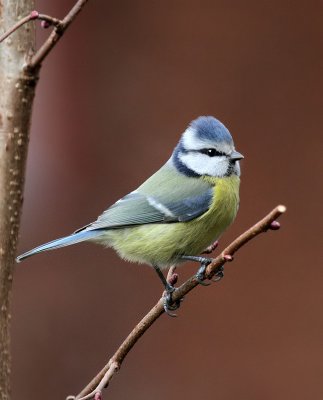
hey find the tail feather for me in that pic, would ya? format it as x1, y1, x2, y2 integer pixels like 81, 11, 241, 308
16, 230, 102, 263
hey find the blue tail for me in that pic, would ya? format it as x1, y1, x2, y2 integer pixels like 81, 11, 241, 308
16, 230, 102, 263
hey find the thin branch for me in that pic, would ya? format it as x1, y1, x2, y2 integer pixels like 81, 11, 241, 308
0, 1, 89, 70
0, 11, 39, 43
71, 204, 286, 400
37, 13, 62, 28
27, 0, 90, 70
0, 11, 62, 44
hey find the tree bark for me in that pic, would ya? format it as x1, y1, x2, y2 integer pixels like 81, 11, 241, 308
0, 2, 37, 399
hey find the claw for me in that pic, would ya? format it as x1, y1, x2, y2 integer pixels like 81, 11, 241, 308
195, 259, 213, 286
211, 265, 224, 282
196, 264, 211, 286
163, 287, 181, 317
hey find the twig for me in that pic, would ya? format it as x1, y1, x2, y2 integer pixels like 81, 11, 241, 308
71, 204, 286, 400
0, 1, 89, 70
0, 11, 61, 43
37, 13, 62, 28
0, 11, 38, 43
27, 0, 90, 70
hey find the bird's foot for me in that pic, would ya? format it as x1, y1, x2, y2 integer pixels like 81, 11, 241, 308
181, 255, 225, 285
195, 258, 212, 286
163, 284, 182, 317
154, 265, 182, 317
181, 255, 213, 286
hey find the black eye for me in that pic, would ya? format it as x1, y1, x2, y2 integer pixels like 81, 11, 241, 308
207, 149, 217, 157
200, 148, 223, 157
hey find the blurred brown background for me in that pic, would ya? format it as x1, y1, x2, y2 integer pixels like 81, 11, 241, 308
12, 1, 322, 399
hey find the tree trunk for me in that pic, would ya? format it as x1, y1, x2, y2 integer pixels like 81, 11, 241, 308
0, 2, 36, 399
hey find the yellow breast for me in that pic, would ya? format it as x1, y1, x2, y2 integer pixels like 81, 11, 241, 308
201, 175, 240, 231
103, 175, 240, 268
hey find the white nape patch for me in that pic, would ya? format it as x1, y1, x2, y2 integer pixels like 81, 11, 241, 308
147, 196, 174, 217
179, 152, 229, 177
182, 127, 232, 153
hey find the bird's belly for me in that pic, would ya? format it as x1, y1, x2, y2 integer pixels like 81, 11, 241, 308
98, 176, 240, 269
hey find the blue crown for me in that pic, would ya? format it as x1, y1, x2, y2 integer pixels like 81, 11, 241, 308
190, 116, 232, 144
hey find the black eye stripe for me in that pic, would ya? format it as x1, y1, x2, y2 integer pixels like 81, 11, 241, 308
199, 148, 225, 157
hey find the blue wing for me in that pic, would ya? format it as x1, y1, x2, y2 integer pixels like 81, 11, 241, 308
80, 162, 214, 231
80, 189, 213, 231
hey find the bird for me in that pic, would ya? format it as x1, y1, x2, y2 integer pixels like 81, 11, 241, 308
17, 116, 243, 314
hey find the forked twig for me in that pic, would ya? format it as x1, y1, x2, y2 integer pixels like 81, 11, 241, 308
28, 0, 89, 70
0, 0, 89, 70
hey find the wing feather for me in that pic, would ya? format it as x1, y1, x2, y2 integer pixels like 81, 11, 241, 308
80, 162, 214, 231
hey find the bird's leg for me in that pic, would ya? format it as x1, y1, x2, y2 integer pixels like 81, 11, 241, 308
154, 266, 181, 317
181, 255, 224, 285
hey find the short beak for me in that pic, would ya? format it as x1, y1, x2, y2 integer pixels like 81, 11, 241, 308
230, 150, 244, 161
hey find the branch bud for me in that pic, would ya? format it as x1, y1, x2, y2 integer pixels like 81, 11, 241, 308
168, 273, 178, 286
41, 20, 51, 29
223, 254, 233, 262
94, 392, 102, 400
269, 221, 280, 230
30, 11, 39, 19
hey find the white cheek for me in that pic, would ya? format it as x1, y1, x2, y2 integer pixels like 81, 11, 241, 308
179, 153, 228, 176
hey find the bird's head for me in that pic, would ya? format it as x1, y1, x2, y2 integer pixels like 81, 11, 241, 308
172, 116, 243, 178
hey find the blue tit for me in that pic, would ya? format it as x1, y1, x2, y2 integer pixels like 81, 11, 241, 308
17, 116, 243, 313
